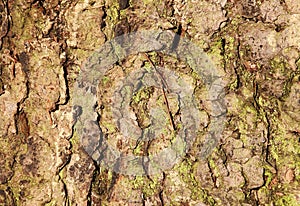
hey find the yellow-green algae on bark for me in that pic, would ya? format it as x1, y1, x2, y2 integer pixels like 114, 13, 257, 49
0, 0, 300, 205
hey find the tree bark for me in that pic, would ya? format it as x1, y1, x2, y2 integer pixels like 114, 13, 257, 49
0, 0, 299, 205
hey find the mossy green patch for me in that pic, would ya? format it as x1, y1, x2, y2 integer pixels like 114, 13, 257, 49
70, 130, 79, 146
175, 159, 214, 204
102, 122, 117, 133
275, 194, 299, 206
131, 175, 161, 197
142, 0, 154, 5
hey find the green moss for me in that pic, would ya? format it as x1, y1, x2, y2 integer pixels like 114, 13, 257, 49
275, 194, 299, 206
107, 170, 113, 182
103, 0, 122, 39
130, 175, 161, 197
190, 70, 202, 82
69, 130, 80, 151
130, 86, 154, 128
270, 56, 286, 74
230, 16, 243, 26
106, 5, 119, 22
208, 38, 224, 63
268, 56, 295, 100
133, 142, 142, 155
175, 160, 214, 204
225, 36, 236, 58
102, 122, 117, 133
228, 78, 239, 91
131, 86, 153, 103
142, 0, 154, 5
263, 168, 274, 188
208, 159, 220, 178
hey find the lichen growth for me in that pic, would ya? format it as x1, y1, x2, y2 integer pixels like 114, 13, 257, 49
174, 159, 215, 204
131, 175, 161, 197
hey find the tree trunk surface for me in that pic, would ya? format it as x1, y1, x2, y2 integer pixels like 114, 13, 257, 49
0, 0, 300, 205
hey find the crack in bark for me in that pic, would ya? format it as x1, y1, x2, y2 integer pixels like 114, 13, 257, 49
0, 0, 10, 50
158, 172, 165, 206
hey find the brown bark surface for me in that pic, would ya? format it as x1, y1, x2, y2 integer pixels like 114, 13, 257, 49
0, 0, 300, 205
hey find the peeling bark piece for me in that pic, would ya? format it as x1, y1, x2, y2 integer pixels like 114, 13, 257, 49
260, 0, 286, 23
224, 162, 245, 188
231, 148, 252, 164
0, 63, 27, 136
65, 153, 95, 205
239, 22, 279, 60
242, 156, 264, 189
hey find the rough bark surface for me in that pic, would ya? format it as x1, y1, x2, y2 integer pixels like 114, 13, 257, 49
0, 0, 300, 205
